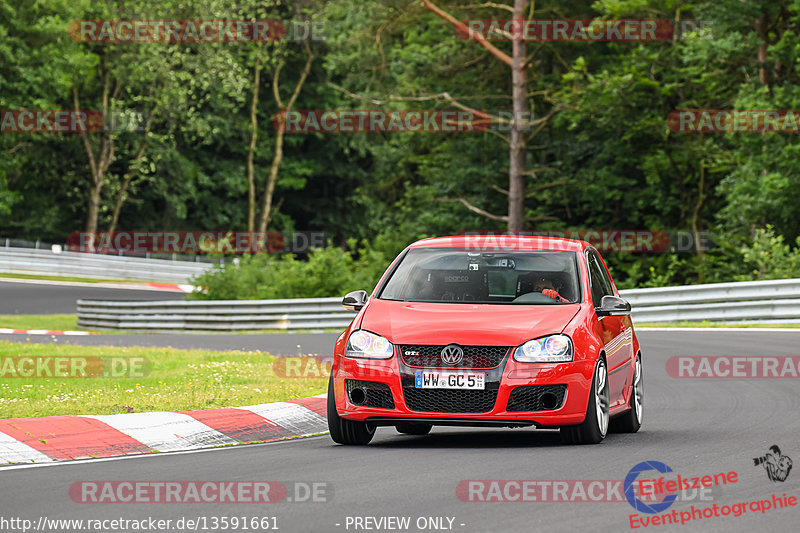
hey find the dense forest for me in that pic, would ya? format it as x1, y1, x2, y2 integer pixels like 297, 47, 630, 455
3, 0, 800, 295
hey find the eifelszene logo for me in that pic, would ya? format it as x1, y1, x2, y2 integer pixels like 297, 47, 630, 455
625, 461, 678, 514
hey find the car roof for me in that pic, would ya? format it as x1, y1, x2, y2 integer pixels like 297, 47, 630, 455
408, 235, 588, 252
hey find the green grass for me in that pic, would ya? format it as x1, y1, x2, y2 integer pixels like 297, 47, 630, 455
0, 314, 80, 331
0, 341, 326, 418
637, 321, 800, 328
0, 272, 158, 284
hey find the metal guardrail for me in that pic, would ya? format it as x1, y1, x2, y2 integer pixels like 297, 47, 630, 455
77, 297, 349, 331
76, 278, 800, 331
619, 278, 800, 323
0, 246, 215, 283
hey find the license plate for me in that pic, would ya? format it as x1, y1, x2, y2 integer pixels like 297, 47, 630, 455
414, 371, 485, 390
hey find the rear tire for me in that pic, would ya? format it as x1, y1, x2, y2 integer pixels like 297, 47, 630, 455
610, 353, 643, 433
327, 374, 375, 445
395, 422, 432, 435
560, 358, 609, 445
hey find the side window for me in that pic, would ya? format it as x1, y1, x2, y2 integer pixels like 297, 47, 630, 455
595, 254, 617, 296
587, 252, 612, 307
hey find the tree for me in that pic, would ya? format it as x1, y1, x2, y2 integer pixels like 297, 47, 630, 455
420, 0, 548, 231
258, 42, 315, 233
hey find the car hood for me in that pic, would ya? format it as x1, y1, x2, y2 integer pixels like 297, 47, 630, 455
360, 299, 582, 346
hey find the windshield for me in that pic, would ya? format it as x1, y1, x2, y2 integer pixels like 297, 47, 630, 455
379, 248, 581, 304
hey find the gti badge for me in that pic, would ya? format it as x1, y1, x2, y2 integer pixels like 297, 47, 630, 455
441, 344, 464, 365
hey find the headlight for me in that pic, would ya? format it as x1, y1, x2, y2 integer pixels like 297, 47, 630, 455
514, 334, 573, 363
345, 330, 394, 359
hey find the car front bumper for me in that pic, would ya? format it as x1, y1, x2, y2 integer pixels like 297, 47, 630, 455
333, 353, 596, 427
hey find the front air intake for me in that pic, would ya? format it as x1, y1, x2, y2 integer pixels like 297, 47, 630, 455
345, 380, 395, 409
506, 385, 567, 412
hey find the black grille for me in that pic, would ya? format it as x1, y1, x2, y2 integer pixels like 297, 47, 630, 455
346, 380, 395, 409
403, 388, 498, 413
506, 385, 567, 412
400, 345, 509, 368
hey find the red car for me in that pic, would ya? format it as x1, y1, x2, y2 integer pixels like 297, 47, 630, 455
327, 235, 643, 445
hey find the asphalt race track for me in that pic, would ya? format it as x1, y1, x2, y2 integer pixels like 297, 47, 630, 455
1, 329, 799, 532
0, 280, 185, 314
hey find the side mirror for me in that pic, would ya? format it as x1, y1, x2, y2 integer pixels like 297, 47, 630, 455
596, 295, 631, 317
342, 290, 369, 312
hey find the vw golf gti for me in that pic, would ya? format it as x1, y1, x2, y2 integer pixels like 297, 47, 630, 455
327, 235, 643, 445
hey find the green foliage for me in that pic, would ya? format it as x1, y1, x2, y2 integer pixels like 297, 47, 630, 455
5, 0, 800, 295
740, 226, 800, 280
189, 242, 390, 300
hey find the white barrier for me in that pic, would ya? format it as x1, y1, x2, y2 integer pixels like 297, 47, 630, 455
0, 246, 215, 283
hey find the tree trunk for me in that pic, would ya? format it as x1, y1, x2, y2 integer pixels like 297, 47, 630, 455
257, 44, 314, 233
507, 0, 527, 232
106, 177, 126, 236
247, 57, 262, 232
755, 18, 768, 88
108, 111, 155, 235
258, 127, 284, 233
421, 0, 531, 231
86, 180, 102, 235
755, 15, 770, 190
691, 160, 705, 262
74, 65, 116, 243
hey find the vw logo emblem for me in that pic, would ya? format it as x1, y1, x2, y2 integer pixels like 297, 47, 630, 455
440, 344, 464, 365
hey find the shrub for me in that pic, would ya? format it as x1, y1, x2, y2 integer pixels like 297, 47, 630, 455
740, 226, 800, 280
188, 242, 390, 300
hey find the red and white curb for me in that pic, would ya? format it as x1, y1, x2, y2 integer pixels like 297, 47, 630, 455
0, 329, 95, 335
144, 283, 193, 293
0, 277, 193, 293
0, 394, 327, 465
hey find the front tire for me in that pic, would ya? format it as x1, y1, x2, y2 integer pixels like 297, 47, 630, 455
560, 358, 609, 445
327, 374, 375, 445
395, 422, 432, 435
610, 353, 643, 433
